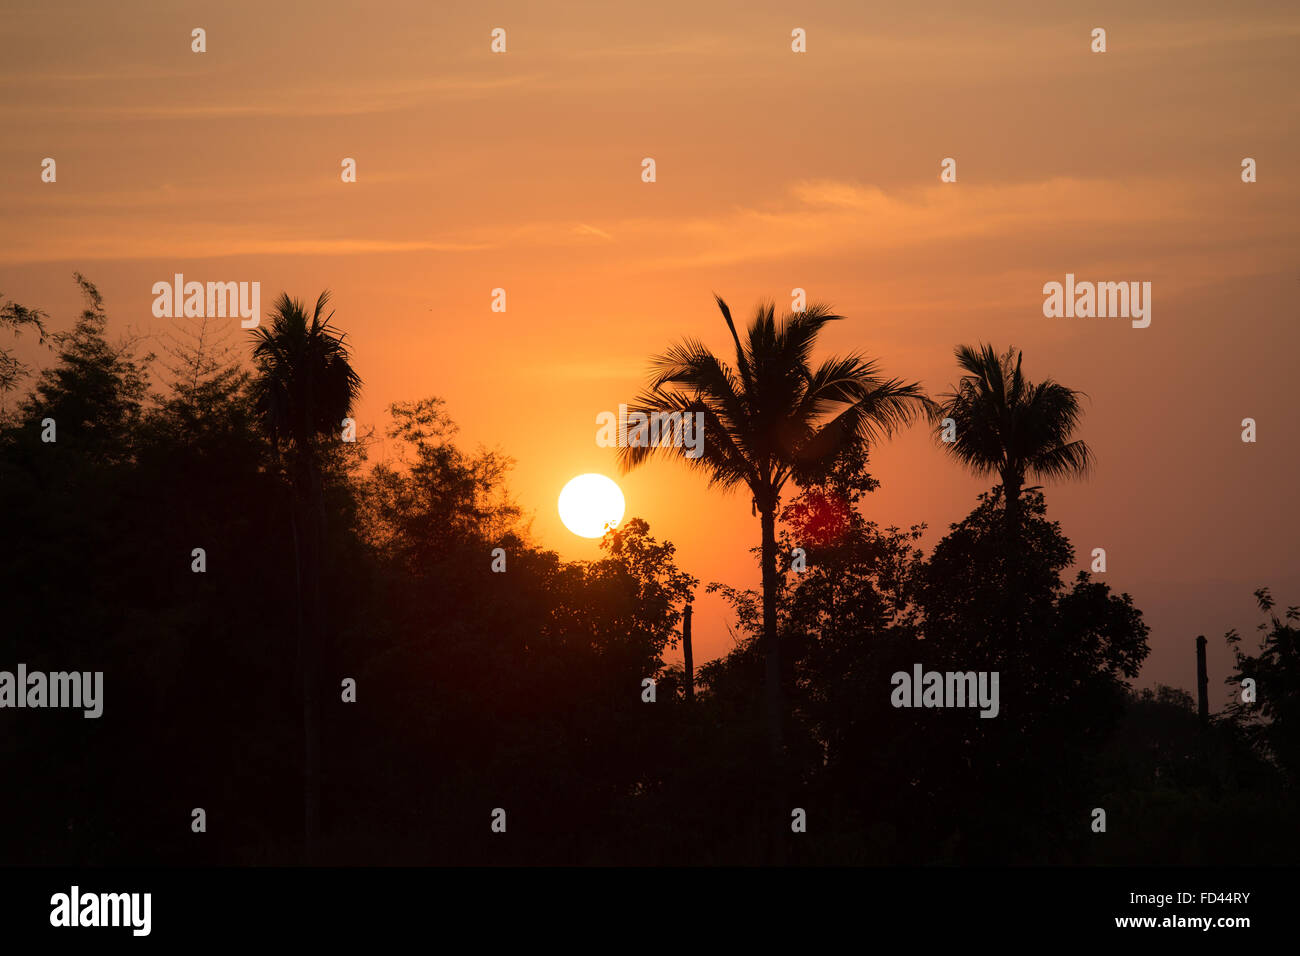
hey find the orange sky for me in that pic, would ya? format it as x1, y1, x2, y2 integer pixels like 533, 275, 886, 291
2, 0, 1298, 701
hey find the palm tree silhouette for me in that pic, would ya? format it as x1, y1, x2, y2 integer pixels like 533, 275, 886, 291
618, 295, 930, 759
935, 343, 1091, 536
250, 290, 361, 862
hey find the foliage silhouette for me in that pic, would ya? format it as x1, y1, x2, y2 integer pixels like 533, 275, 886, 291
935, 343, 1091, 537
0, 278, 1295, 866
250, 290, 362, 861
618, 296, 931, 769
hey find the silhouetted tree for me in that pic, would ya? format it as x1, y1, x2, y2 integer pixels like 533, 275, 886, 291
249, 290, 362, 861
18, 274, 151, 465
0, 292, 48, 412
917, 489, 1148, 860
935, 344, 1091, 537
618, 296, 931, 765
4, 276, 1295, 868
1225, 587, 1300, 784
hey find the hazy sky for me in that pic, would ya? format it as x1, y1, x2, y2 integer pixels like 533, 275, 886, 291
2, 0, 1297, 700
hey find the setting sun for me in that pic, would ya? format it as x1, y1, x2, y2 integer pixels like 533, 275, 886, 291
558, 473, 625, 539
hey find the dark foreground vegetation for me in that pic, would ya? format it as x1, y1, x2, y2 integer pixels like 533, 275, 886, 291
2, 278, 1295, 865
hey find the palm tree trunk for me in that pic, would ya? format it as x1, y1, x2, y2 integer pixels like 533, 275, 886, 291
303, 569, 320, 863
760, 505, 784, 760
1005, 478, 1022, 540
760, 503, 789, 865
1003, 476, 1024, 642
286, 489, 310, 863
296, 458, 323, 864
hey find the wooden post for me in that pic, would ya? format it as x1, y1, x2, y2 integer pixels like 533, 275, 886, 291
683, 602, 694, 704
1196, 635, 1209, 725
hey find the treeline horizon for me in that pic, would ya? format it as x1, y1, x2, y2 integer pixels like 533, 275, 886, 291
1, 275, 1296, 866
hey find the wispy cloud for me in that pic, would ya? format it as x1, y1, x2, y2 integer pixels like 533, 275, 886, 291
0, 73, 544, 121
2, 236, 492, 264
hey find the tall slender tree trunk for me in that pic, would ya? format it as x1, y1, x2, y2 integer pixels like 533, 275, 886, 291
760, 505, 784, 759
760, 503, 791, 864
297, 456, 323, 864
1004, 476, 1022, 541
1002, 475, 1024, 644
286, 487, 313, 862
